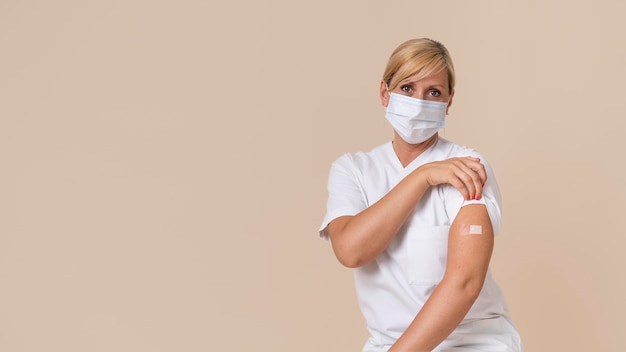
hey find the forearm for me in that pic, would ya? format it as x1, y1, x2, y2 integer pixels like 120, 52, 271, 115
388, 277, 481, 352
329, 170, 430, 268
328, 157, 487, 268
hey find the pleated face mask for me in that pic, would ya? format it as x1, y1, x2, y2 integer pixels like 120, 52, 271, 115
385, 92, 448, 144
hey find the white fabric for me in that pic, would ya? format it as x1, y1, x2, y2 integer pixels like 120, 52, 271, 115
385, 93, 447, 144
319, 138, 522, 351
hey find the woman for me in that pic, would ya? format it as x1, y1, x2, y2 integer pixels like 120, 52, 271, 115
319, 38, 522, 352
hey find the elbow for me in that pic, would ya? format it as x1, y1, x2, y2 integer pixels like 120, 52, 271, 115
443, 274, 486, 303
331, 241, 370, 268
341, 258, 368, 269
337, 257, 360, 268
461, 276, 485, 302
464, 282, 483, 303
329, 223, 377, 269
329, 230, 372, 268
333, 249, 368, 268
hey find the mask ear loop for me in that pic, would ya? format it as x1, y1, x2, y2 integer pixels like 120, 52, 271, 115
440, 97, 452, 138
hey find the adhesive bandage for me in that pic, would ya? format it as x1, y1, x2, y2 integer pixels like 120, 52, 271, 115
468, 225, 483, 235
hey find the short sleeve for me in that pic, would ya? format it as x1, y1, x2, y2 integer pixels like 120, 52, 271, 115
318, 154, 368, 241
442, 154, 503, 235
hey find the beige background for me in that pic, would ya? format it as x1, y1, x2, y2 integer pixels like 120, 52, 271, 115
1, 1, 624, 351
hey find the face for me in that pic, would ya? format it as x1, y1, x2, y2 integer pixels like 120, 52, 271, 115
380, 69, 454, 114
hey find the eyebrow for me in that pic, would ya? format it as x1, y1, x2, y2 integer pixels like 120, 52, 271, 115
427, 84, 446, 90
399, 80, 446, 90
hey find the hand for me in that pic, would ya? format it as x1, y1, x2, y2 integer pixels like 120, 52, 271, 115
416, 157, 487, 201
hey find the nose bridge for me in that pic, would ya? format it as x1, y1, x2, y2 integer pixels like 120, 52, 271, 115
415, 88, 427, 100
413, 87, 428, 100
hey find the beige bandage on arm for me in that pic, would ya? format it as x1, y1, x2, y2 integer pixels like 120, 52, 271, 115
460, 224, 483, 235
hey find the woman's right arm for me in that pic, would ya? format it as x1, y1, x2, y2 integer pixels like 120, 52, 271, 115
327, 157, 486, 268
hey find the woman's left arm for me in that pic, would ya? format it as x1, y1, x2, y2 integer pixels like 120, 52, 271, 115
389, 203, 494, 352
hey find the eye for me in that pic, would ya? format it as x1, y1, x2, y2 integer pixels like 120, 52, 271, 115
428, 89, 441, 97
400, 85, 413, 94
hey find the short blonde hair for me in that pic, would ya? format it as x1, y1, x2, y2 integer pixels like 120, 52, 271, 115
382, 38, 456, 94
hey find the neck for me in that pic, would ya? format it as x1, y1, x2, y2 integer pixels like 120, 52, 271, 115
392, 133, 438, 167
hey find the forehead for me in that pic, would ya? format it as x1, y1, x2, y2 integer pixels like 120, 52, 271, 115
401, 69, 449, 86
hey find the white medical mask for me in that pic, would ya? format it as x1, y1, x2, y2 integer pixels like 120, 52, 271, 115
385, 92, 448, 144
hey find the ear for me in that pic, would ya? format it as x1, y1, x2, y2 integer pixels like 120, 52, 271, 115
446, 89, 455, 114
379, 80, 390, 107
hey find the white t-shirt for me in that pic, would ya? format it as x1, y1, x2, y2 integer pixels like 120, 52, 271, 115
319, 138, 521, 350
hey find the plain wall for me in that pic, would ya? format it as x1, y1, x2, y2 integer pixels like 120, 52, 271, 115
1, 1, 625, 351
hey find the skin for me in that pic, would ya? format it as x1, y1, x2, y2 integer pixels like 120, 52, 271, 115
327, 69, 495, 351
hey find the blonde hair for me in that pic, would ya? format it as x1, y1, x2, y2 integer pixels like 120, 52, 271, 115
382, 38, 456, 94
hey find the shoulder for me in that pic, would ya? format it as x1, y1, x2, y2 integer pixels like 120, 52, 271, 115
331, 142, 392, 170
436, 137, 482, 159
435, 138, 497, 171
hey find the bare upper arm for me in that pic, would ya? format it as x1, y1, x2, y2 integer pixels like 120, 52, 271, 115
445, 204, 494, 287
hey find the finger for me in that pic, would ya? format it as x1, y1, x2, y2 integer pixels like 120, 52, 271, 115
449, 164, 476, 200
461, 158, 487, 198
468, 164, 485, 200
455, 168, 478, 200
454, 161, 483, 200
469, 161, 487, 185
447, 176, 470, 201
